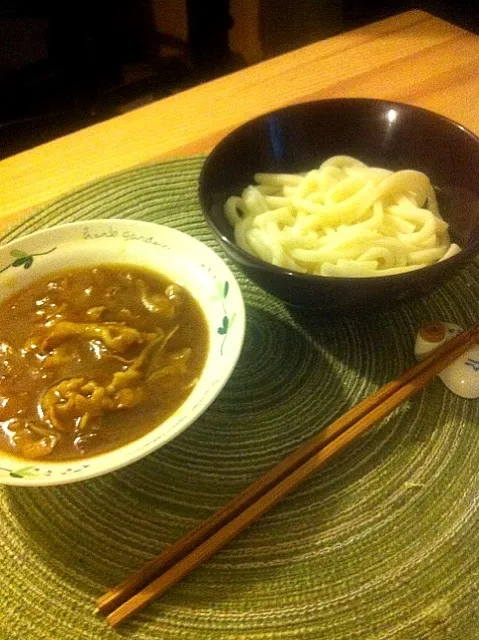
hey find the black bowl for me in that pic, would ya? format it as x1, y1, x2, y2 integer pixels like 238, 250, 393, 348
199, 99, 479, 311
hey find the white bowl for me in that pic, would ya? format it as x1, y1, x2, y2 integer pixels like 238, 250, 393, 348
0, 219, 245, 486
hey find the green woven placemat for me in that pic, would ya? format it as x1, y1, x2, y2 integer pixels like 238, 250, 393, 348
1, 156, 478, 640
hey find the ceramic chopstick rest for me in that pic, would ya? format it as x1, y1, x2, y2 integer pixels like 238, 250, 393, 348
414, 321, 479, 398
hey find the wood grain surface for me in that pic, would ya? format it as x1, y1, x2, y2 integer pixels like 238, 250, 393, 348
0, 10, 478, 229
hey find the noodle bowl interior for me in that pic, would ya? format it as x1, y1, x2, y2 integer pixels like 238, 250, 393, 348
0, 265, 209, 461
225, 155, 461, 277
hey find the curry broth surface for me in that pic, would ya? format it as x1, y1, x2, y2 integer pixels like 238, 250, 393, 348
0, 265, 209, 461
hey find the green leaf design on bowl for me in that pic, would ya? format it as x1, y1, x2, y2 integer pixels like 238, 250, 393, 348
0, 247, 56, 274
0, 466, 39, 479
0, 463, 89, 480
10, 249, 29, 258
216, 281, 236, 354
217, 315, 229, 335
12, 256, 34, 269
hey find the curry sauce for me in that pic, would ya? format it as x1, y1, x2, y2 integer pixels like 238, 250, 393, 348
0, 265, 209, 461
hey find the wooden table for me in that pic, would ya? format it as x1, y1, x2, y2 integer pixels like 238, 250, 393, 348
1, 9, 479, 232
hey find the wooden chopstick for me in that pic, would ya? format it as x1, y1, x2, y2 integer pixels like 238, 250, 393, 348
97, 323, 479, 626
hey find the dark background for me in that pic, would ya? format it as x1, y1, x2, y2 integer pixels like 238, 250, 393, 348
0, 0, 477, 160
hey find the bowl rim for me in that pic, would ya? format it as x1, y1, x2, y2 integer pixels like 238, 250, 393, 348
0, 219, 246, 486
199, 97, 479, 285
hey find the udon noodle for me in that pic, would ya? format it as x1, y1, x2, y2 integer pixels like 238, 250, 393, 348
224, 155, 460, 277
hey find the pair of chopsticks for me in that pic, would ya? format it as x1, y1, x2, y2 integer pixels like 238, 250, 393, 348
96, 322, 479, 627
